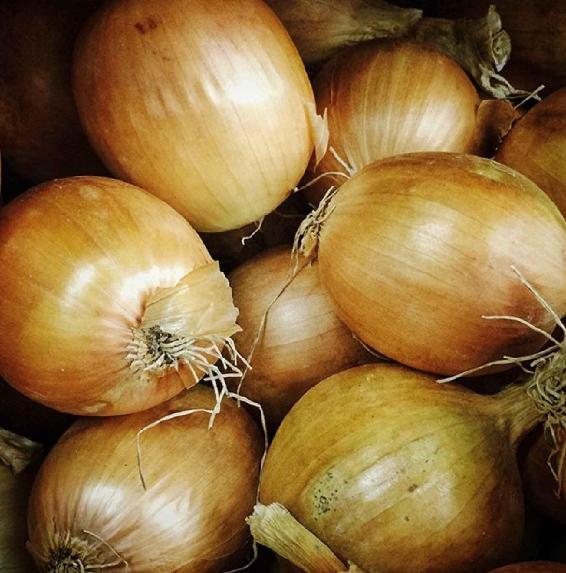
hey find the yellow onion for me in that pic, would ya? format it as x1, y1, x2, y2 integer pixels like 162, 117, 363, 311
305, 40, 482, 203
0, 0, 105, 182
488, 563, 566, 573
229, 247, 369, 426
73, 0, 323, 232
27, 386, 262, 572
522, 430, 566, 525
251, 363, 547, 573
0, 176, 239, 415
315, 153, 566, 376
496, 88, 566, 217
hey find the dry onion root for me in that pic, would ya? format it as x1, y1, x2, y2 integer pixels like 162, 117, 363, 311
0, 176, 242, 415
249, 362, 565, 573
27, 386, 263, 573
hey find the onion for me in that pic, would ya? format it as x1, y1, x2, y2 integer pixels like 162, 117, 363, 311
496, 88, 566, 217
27, 386, 262, 572
229, 247, 370, 426
487, 563, 566, 573
73, 0, 323, 233
306, 40, 481, 203
0, 176, 240, 415
250, 363, 548, 573
0, 0, 105, 182
313, 153, 566, 376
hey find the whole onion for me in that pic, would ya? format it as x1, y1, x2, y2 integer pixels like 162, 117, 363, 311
251, 363, 547, 573
27, 386, 262, 572
314, 153, 566, 376
73, 0, 322, 232
0, 176, 239, 415
496, 88, 566, 217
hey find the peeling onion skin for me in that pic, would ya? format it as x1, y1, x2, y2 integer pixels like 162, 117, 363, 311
27, 387, 263, 573
0, 176, 214, 416
260, 363, 533, 573
318, 153, 566, 376
496, 88, 566, 218
73, 0, 317, 232
306, 40, 479, 204
229, 247, 369, 427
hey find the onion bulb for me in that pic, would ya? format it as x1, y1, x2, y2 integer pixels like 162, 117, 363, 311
496, 88, 566, 217
251, 363, 550, 573
305, 40, 480, 203
313, 152, 566, 376
73, 0, 323, 232
229, 247, 369, 426
27, 386, 262, 572
488, 563, 566, 573
0, 0, 105, 182
0, 176, 240, 415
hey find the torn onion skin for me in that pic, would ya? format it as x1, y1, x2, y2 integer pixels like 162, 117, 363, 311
0, 177, 239, 415
259, 363, 541, 573
73, 0, 319, 232
318, 153, 566, 376
27, 386, 263, 573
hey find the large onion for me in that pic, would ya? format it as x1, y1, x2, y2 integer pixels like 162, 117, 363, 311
73, 0, 322, 232
27, 386, 262, 572
229, 247, 369, 426
496, 88, 566, 217
0, 176, 239, 415
305, 40, 481, 203
315, 153, 566, 376
0, 0, 105, 182
251, 363, 545, 573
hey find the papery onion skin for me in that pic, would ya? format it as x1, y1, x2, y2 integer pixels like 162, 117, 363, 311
496, 88, 566, 218
27, 386, 262, 573
260, 363, 536, 573
0, 0, 105, 182
487, 563, 566, 573
306, 40, 479, 203
318, 153, 566, 376
0, 176, 232, 416
229, 247, 369, 426
73, 0, 317, 232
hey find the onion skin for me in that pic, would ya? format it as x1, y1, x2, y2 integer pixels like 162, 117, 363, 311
487, 563, 566, 573
259, 363, 539, 573
0, 176, 237, 416
306, 40, 479, 203
73, 0, 318, 232
0, 0, 105, 182
27, 386, 262, 573
318, 153, 566, 376
229, 247, 369, 426
496, 88, 566, 218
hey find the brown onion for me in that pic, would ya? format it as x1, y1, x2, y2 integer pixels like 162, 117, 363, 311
27, 386, 262, 572
229, 247, 369, 426
496, 88, 566, 217
0, 177, 239, 415
315, 153, 566, 376
0, 0, 105, 182
487, 563, 566, 573
251, 363, 544, 573
73, 0, 322, 232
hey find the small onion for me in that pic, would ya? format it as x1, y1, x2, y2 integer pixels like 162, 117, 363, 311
487, 563, 566, 573
305, 40, 480, 203
316, 153, 566, 376
73, 0, 322, 232
229, 247, 369, 426
27, 386, 262, 572
0, 176, 239, 415
496, 88, 566, 217
252, 363, 544, 573
0, 0, 105, 182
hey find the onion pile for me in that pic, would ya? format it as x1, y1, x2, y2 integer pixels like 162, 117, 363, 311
313, 152, 566, 375
229, 247, 369, 426
251, 363, 547, 573
73, 0, 323, 232
27, 386, 262, 572
0, 176, 239, 415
